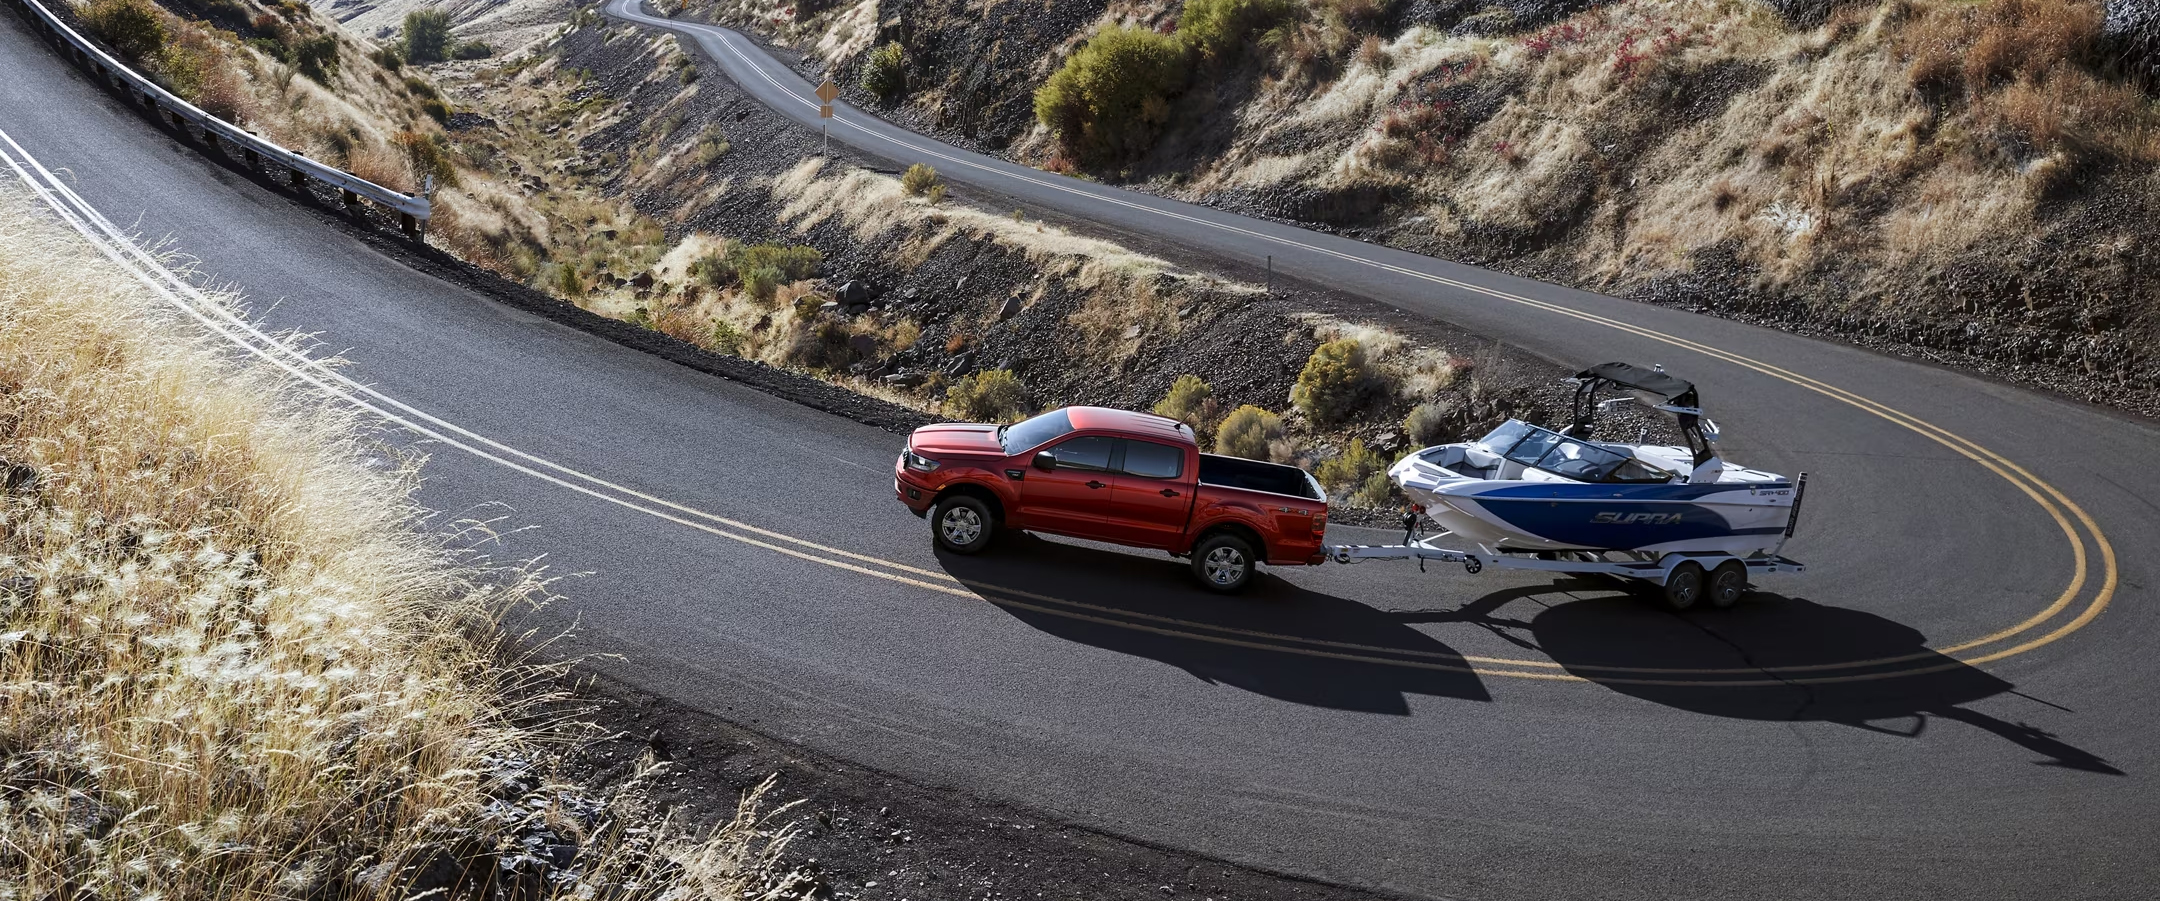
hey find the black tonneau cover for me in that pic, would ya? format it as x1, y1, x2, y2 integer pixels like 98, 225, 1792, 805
1198, 454, 1323, 501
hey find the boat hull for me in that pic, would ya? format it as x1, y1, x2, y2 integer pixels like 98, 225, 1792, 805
1402, 478, 1797, 555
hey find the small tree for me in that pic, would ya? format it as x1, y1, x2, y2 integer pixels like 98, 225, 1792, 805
293, 34, 339, 82
947, 370, 1027, 422
400, 9, 453, 64
83, 0, 167, 61
1033, 25, 1189, 166
901, 163, 940, 196
1213, 405, 1283, 460
1402, 400, 1455, 447
1291, 338, 1369, 425
862, 41, 906, 99
1151, 374, 1217, 435
1314, 438, 1386, 491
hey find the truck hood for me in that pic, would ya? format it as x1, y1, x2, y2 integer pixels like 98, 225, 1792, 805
909, 423, 1005, 457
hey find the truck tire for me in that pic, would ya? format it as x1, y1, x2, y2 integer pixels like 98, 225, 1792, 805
931, 495, 996, 554
1191, 533, 1257, 594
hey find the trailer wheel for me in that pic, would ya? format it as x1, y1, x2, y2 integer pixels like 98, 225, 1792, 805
1191, 533, 1257, 594
931, 495, 996, 555
1707, 560, 1749, 609
1661, 561, 1705, 612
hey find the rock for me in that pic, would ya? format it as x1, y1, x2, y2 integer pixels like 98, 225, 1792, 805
998, 295, 1022, 320
848, 334, 879, 357
955, 276, 969, 293
944, 350, 976, 376
1121, 324, 1143, 340
883, 371, 928, 388
837, 280, 874, 306
819, 300, 841, 314
630, 272, 655, 290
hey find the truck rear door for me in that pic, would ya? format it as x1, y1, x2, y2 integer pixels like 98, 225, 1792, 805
1102, 438, 1197, 549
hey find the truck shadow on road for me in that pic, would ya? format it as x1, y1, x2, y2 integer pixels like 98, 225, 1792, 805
1414, 580, 2123, 775
934, 535, 1492, 714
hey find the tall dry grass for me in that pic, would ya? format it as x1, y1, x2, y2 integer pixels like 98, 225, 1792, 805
0, 184, 800, 897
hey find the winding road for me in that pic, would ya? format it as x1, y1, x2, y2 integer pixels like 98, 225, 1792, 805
5, 4, 2159, 898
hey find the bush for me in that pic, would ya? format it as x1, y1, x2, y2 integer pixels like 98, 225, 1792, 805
452, 40, 494, 60
701, 242, 822, 290
1034, 25, 1189, 166
420, 97, 452, 123
1314, 438, 1387, 490
783, 318, 856, 370
862, 41, 906, 99
293, 34, 339, 83
1179, 0, 1300, 61
947, 369, 1027, 422
154, 42, 205, 98
400, 9, 453, 63
709, 319, 745, 355
1291, 338, 1369, 425
83, 0, 166, 61
1151, 374, 1217, 434
369, 44, 403, 71
740, 265, 784, 303
901, 163, 940, 196
926, 183, 947, 205
1351, 470, 1396, 508
395, 130, 458, 188
1214, 404, 1284, 460
1403, 400, 1455, 447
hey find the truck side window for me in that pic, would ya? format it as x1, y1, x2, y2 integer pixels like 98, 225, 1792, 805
1119, 440, 1183, 480
1048, 435, 1115, 472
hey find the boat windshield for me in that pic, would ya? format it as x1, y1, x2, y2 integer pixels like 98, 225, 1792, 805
1482, 421, 1672, 483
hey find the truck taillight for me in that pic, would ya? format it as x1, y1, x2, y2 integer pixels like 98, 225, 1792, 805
1311, 512, 1327, 534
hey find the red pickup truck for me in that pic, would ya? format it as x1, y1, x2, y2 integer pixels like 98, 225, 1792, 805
894, 406, 1330, 592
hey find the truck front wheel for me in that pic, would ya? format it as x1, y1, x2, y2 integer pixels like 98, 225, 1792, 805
1191, 533, 1257, 594
932, 495, 996, 554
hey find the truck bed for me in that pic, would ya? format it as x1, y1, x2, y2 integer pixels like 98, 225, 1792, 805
1198, 454, 1324, 501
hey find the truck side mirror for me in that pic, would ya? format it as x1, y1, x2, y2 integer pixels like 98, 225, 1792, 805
1032, 452, 1058, 472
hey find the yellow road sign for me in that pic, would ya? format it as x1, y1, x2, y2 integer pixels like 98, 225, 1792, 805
819, 104, 834, 119
816, 79, 839, 103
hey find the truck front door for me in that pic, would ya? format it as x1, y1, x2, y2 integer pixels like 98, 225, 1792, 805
1104, 439, 1195, 549
1015, 434, 1119, 539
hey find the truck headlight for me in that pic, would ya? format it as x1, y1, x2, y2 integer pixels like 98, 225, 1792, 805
902, 450, 941, 472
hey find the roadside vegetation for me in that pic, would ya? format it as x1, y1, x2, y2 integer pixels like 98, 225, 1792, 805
0, 186, 800, 898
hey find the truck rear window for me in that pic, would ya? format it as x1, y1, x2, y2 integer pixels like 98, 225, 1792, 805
1120, 440, 1184, 479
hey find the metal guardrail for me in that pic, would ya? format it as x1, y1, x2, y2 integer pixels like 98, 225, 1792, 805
5, 0, 432, 233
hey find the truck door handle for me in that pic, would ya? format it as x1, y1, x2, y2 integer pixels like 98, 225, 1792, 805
1086, 480, 1106, 489
1159, 489, 1180, 497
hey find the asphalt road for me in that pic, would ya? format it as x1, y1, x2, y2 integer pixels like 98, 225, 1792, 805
6, 7, 2160, 899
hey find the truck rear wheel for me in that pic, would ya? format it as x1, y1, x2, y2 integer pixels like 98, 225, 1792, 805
1191, 533, 1257, 594
932, 495, 996, 555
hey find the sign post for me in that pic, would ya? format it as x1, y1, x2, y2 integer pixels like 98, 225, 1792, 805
815, 78, 839, 154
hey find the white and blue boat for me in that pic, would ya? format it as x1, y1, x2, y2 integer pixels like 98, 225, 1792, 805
1389, 363, 1802, 558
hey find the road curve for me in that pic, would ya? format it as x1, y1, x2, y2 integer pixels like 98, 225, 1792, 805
7, 7, 2160, 899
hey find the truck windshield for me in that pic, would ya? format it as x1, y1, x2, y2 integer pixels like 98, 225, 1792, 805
999, 409, 1073, 453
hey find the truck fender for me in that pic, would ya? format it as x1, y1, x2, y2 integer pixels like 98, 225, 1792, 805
931, 479, 1011, 523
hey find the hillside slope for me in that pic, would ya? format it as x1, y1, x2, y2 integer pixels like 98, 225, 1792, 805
790, 0, 2160, 411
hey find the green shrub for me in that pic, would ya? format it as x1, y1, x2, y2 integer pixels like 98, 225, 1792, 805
701, 242, 822, 289
709, 319, 745, 355
925, 183, 946, 205
451, 40, 493, 60
369, 44, 403, 71
1351, 470, 1396, 508
784, 318, 856, 369
83, 0, 167, 61
1314, 437, 1386, 490
946, 370, 1027, 422
420, 97, 451, 123
901, 163, 940, 196
247, 36, 290, 62
1403, 400, 1454, 447
741, 266, 784, 304
1179, 0, 1300, 61
554, 263, 583, 297
395, 130, 458, 187
862, 41, 906, 99
293, 34, 339, 83
1151, 374, 1217, 434
154, 43, 205, 98
1291, 338, 1369, 425
402, 75, 440, 98
1033, 25, 1188, 166
400, 9, 453, 63
1213, 404, 1283, 460
679, 63, 698, 84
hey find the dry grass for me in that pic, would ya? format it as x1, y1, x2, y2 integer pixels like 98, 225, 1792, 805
0, 184, 799, 897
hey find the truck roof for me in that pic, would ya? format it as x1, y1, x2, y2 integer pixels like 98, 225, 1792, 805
1067, 406, 1194, 444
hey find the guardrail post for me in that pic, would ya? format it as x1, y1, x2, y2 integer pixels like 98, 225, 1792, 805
245, 147, 259, 167
289, 168, 306, 188
400, 213, 417, 237
169, 109, 186, 131
341, 188, 358, 207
